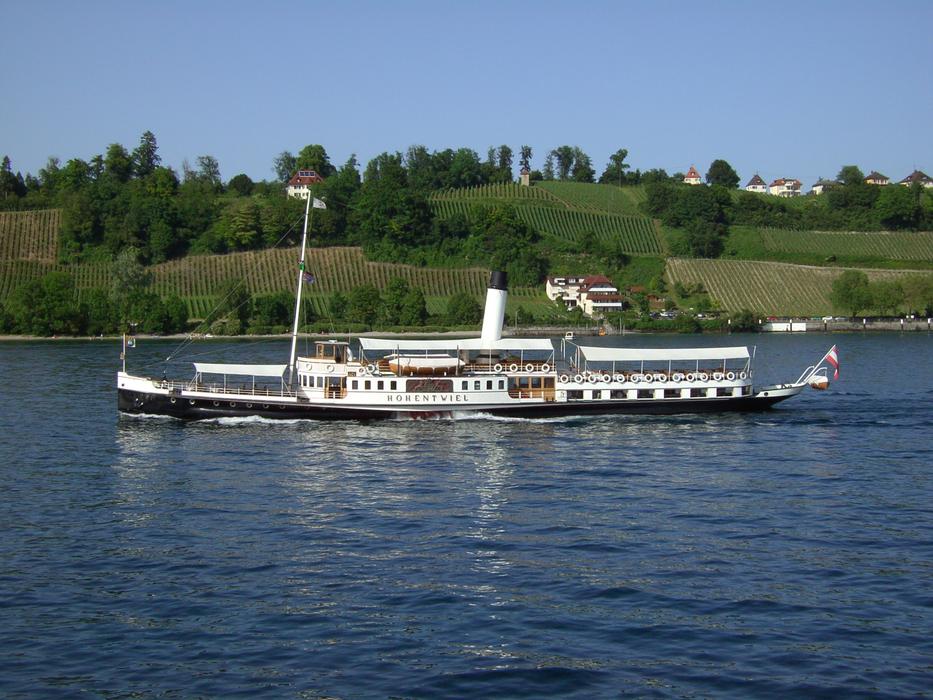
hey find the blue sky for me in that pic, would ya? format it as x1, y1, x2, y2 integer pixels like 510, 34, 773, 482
3, 1, 931, 188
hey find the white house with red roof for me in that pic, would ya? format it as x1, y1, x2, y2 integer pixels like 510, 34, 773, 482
769, 177, 802, 197
899, 170, 933, 188
546, 275, 623, 317
745, 174, 767, 193
683, 165, 703, 185
864, 171, 890, 186
286, 169, 325, 199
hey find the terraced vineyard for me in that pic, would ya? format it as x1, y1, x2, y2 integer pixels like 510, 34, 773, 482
0, 209, 61, 262
667, 258, 932, 315
760, 228, 933, 262
431, 183, 560, 204
536, 181, 646, 216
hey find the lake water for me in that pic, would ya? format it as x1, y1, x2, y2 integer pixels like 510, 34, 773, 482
1, 332, 931, 698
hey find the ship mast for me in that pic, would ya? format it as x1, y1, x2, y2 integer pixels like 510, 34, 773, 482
288, 193, 314, 384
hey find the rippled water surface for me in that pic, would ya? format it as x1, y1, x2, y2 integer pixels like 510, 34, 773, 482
1, 333, 931, 698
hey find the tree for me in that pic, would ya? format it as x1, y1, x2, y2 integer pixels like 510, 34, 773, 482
598, 148, 630, 185
551, 145, 575, 180
901, 275, 933, 315
571, 147, 595, 183
228, 173, 254, 196
705, 159, 740, 188
446, 292, 482, 325
519, 145, 532, 173
328, 291, 348, 319
273, 150, 296, 183
729, 309, 760, 332
837, 165, 865, 187
684, 219, 726, 258
347, 284, 381, 327
380, 276, 410, 325
296, 144, 336, 178
869, 279, 905, 315
104, 144, 133, 183
874, 185, 919, 230
830, 270, 872, 316
543, 152, 555, 180
196, 155, 222, 191
132, 131, 161, 178
399, 287, 427, 326
212, 278, 251, 332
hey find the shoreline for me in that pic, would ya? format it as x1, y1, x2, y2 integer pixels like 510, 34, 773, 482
1, 319, 931, 342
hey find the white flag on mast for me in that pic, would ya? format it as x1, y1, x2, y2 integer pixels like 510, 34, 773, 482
312, 197, 326, 209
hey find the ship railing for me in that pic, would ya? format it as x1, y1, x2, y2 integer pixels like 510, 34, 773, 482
152, 379, 296, 398
507, 388, 556, 401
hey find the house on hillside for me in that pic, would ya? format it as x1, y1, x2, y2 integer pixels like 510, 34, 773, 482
745, 174, 767, 193
899, 170, 933, 188
546, 275, 623, 316
625, 285, 666, 311
810, 178, 839, 195
864, 171, 890, 186
520, 165, 530, 187
286, 169, 325, 199
769, 177, 802, 197
683, 165, 703, 185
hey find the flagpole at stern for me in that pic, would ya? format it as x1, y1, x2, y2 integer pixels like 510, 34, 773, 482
288, 194, 315, 385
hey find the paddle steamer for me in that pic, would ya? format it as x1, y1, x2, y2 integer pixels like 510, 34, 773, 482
118, 198, 837, 421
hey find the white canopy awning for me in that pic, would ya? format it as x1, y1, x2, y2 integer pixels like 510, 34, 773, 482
359, 337, 555, 352
193, 363, 287, 377
577, 345, 750, 363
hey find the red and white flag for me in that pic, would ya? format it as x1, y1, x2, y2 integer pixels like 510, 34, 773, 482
825, 345, 839, 380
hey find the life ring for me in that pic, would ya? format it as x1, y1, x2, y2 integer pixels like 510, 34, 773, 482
614, 374, 625, 382
631, 373, 643, 383
509, 363, 519, 372
686, 373, 696, 382
588, 374, 599, 384
559, 374, 569, 383
170, 397, 177, 404
213, 401, 220, 407
643, 373, 654, 383
494, 363, 503, 373
229, 401, 237, 407
358, 367, 368, 376
726, 372, 736, 381
657, 373, 668, 383
189, 399, 196, 405
525, 363, 535, 373
541, 363, 551, 373
262, 404, 270, 409
699, 373, 709, 382
672, 373, 684, 382
367, 363, 376, 373
602, 374, 612, 383
325, 364, 335, 373
574, 374, 584, 383
713, 372, 724, 381
739, 371, 747, 380
246, 403, 252, 408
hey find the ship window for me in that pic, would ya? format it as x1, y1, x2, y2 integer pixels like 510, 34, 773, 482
717, 387, 731, 397
690, 388, 705, 398
364, 380, 371, 391
610, 389, 626, 399
377, 381, 384, 390
742, 385, 751, 396
317, 376, 324, 388
390, 381, 397, 391
567, 390, 583, 400
351, 380, 358, 390
531, 377, 542, 389
664, 389, 679, 399
498, 380, 505, 390
461, 381, 468, 391
486, 380, 492, 390
474, 381, 480, 391
637, 389, 652, 399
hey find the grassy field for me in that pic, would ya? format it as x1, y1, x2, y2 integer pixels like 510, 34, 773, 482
0, 209, 60, 262
667, 258, 932, 315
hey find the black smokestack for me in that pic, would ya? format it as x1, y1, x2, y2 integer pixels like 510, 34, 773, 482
488, 270, 508, 291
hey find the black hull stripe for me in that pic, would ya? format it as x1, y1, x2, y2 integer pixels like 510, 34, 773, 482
119, 389, 791, 421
